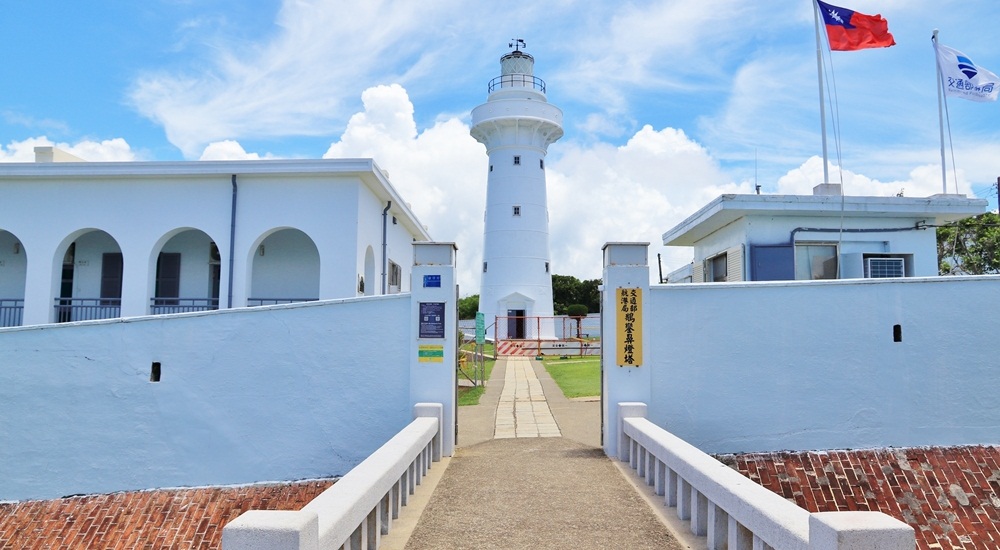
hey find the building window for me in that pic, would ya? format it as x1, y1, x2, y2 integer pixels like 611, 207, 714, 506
483, 262, 488, 273
795, 244, 838, 280
490, 165, 493, 172
540, 159, 544, 169
513, 155, 521, 165
388, 260, 402, 293
545, 261, 549, 273
513, 205, 521, 216
708, 253, 727, 282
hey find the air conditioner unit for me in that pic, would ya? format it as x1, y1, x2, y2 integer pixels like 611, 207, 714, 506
865, 257, 905, 278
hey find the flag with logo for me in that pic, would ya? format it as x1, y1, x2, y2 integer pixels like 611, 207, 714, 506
816, 0, 895, 51
935, 43, 999, 102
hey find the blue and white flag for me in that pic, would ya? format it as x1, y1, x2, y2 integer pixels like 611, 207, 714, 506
936, 43, 999, 102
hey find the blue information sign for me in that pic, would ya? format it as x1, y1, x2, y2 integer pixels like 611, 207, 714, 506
423, 274, 441, 288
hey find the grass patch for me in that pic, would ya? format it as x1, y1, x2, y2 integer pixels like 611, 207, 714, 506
457, 358, 495, 406
542, 356, 601, 398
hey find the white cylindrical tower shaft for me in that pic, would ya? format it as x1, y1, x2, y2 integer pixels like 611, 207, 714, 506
470, 47, 563, 340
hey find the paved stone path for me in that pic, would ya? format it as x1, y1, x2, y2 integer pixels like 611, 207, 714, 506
494, 357, 561, 438
400, 357, 683, 550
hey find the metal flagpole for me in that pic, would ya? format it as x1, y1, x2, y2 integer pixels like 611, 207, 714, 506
932, 29, 948, 194
814, 0, 830, 184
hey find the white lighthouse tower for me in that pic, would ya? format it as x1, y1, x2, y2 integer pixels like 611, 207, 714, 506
471, 41, 563, 340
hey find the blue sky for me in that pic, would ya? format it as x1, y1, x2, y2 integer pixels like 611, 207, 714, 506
3, 0, 999, 290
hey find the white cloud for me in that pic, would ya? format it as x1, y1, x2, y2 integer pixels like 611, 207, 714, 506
0, 137, 136, 162
129, 0, 484, 158
199, 140, 264, 160
549, 125, 751, 280
776, 156, 975, 197
323, 84, 487, 294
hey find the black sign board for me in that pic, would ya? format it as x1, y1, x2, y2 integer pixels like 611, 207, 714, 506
419, 302, 446, 339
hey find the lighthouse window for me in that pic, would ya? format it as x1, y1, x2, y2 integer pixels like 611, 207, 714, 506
513, 155, 521, 165
483, 262, 488, 273
545, 262, 549, 273
490, 165, 493, 172
540, 159, 544, 169
512, 206, 521, 216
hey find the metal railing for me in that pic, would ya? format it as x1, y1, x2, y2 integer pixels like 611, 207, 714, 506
0, 299, 23, 327
246, 297, 318, 307
150, 297, 219, 314
488, 73, 546, 93
54, 298, 121, 323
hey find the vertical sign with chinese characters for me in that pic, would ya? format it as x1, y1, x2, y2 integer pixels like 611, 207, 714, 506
616, 287, 642, 366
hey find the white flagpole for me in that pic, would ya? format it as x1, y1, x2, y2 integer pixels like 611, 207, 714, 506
814, 0, 830, 184
932, 29, 948, 194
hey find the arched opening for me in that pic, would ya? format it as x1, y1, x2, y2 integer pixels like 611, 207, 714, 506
363, 246, 375, 296
149, 229, 221, 314
248, 228, 320, 306
54, 230, 123, 322
0, 230, 27, 327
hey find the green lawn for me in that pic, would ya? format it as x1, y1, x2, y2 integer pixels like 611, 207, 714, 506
541, 356, 601, 398
457, 359, 495, 406
457, 339, 495, 406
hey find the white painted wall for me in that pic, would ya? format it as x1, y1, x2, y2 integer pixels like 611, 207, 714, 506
0, 160, 430, 326
604, 243, 1000, 457
0, 295, 436, 502
647, 276, 1000, 453
249, 229, 320, 300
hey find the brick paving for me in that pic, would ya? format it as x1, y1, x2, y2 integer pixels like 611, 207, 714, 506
726, 446, 1000, 550
0, 479, 334, 550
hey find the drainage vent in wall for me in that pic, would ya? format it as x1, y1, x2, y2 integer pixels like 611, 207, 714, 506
150, 362, 161, 382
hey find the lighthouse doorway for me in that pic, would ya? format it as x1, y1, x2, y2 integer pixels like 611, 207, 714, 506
507, 309, 526, 339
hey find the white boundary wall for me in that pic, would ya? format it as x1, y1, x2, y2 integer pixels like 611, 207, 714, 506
0, 243, 458, 501
602, 242, 1000, 457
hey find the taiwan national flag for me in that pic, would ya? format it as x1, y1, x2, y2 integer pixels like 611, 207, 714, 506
816, 0, 895, 51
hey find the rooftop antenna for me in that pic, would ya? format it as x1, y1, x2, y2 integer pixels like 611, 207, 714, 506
754, 148, 761, 195
509, 38, 526, 51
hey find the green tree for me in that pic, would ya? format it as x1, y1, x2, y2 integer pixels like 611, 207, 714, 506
551, 274, 601, 314
937, 212, 1000, 275
458, 295, 479, 320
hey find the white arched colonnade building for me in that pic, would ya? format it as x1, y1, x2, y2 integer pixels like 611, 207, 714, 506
0, 147, 430, 327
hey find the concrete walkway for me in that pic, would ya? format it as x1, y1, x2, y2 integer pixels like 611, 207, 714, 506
399, 356, 683, 550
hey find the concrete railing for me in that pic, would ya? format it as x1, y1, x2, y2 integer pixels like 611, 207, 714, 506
223, 403, 444, 550
618, 403, 915, 550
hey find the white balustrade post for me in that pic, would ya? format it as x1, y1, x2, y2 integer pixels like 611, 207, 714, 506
617, 402, 647, 462
708, 504, 728, 550
221, 510, 319, 550
602, 243, 651, 458
691, 488, 708, 536
728, 516, 752, 550
414, 403, 443, 462
665, 467, 678, 507
677, 478, 692, 520
809, 512, 915, 550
